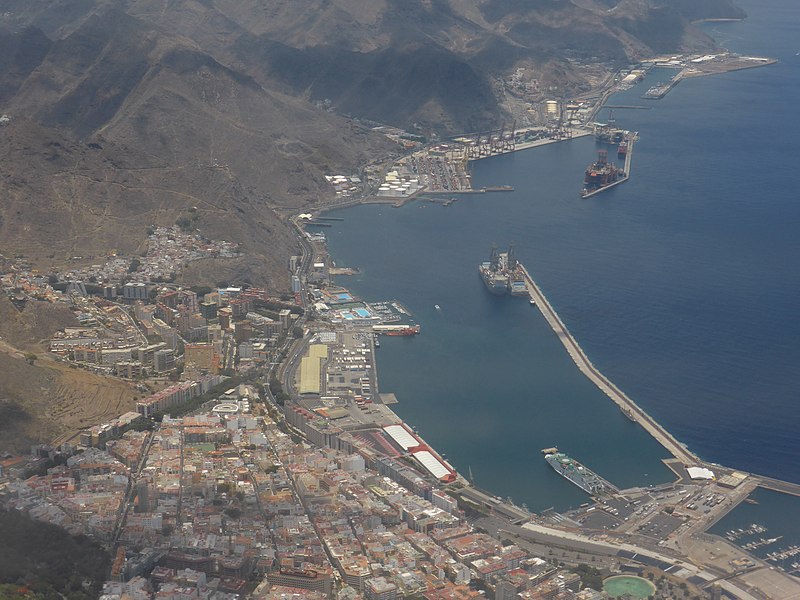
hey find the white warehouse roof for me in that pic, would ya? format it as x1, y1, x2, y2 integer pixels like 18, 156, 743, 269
412, 450, 450, 480
687, 466, 715, 480
383, 425, 418, 450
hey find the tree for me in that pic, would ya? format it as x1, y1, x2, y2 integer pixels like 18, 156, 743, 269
190, 285, 213, 297
572, 564, 603, 592
128, 258, 141, 273
24, 353, 37, 365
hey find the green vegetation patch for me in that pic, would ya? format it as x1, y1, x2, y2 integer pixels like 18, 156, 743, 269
603, 575, 657, 599
0, 509, 109, 600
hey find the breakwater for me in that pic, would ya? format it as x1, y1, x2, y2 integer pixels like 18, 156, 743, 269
521, 264, 698, 465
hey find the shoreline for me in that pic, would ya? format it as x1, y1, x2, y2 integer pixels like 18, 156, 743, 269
306, 147, 800, 492
299, 47, 792, 491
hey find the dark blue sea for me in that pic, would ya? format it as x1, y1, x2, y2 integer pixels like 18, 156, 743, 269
323, 0, 800, 513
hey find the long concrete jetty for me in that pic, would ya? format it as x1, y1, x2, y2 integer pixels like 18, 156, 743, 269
521, 264, 699, 465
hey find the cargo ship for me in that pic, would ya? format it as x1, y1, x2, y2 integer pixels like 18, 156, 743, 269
373, 324, 421, 336
479, 245, 529, 296
581, 149, 623, 198
543, 448, 618, 497
384, 325, 420, 336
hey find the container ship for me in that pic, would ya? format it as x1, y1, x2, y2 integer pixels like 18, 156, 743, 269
581, 150, 623, 198
480, 245, 528, 296
542, 448, 618, 497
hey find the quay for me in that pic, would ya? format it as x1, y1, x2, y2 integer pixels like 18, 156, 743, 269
643, 74, 683, 99
425, 185, 515, 195
520, 263, 698, 465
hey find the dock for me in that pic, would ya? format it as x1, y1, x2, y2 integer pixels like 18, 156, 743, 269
642, 74, 683, 99
581, 134, 636, 199
520, 264, 698, 465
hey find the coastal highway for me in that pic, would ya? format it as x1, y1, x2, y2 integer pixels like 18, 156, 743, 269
476, 511, 768, 600
521, 264, 698, 465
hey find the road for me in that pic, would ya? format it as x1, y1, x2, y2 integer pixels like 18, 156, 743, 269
112, 429, 156, 544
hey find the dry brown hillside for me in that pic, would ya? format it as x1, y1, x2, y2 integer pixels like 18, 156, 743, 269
0, 8, 396, 288
0, 0, 745, 448
0, 297, 137, 452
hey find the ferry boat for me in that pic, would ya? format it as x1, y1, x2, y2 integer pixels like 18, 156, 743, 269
543, 448, 617, 496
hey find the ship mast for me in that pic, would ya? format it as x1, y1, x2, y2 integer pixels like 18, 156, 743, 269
489, 244, 500, 270
507, 243, 517, 270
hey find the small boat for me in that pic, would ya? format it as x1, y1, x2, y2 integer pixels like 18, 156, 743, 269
434, 304, 441, 310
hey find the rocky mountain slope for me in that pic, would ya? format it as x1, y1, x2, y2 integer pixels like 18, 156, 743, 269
0, 9, 395, 284
0, 0, 747, 289
0, 0, 745, 448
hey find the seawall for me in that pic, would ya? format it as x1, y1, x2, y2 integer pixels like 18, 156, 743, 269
521, 264, 699, 465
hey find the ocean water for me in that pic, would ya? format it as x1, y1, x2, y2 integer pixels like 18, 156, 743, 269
708, 487, 800, 570
324, 0, 800, 511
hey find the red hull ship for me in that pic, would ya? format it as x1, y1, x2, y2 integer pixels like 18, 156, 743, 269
385, 326, 421, 336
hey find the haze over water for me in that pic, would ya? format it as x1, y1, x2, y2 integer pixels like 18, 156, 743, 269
325, 0, 800, 512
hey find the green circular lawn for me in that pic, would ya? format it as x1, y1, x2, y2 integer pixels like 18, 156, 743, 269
603, 575, 657, 599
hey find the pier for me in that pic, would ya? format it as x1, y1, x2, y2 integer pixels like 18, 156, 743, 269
581, 134, 636, 199
520, 264, 698, 465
